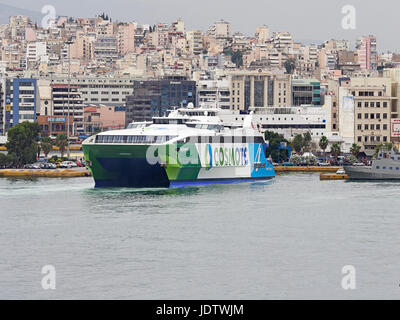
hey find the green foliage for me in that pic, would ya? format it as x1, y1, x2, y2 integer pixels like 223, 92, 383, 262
330, 143, 341, 159
284, 58, 296, 74
231, 50, 243, 68
350, 143, 361, 158
264, 131, 289, 163
56, 134, 68, 157
319, 136, 329, 152
5, 122, 40, 167
303, 132, 312, 152
291, 134, 304, 153
41, 136, 53, 157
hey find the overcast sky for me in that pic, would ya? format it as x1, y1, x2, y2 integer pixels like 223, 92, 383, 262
1, 0, 399, 52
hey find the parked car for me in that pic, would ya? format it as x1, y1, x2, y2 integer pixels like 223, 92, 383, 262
317, 162, 331, 167
60, 161, 78, 168
336, 168, 346, 175
40, 162, 57, 169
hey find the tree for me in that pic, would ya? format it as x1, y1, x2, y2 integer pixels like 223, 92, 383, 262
303, 132, 312, 152
231, 50, 243, 68
319, 136, 329, 160
291, 134, 304, 153
5, 122, 40, 167
264, 131, 289, 163
284, 58, 296, 74
350, 143, 361, 158
56, 134, 68, 158
41, 136, 53, 158
330, 143, 341, 160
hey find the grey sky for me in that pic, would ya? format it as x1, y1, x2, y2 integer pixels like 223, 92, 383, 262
1, 0, 399, 52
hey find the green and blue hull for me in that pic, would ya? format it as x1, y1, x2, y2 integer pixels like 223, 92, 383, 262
83, 143, 275, 188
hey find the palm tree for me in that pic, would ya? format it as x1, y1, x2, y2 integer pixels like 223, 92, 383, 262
319, 136, 329, 160
41, 136, 53, 158
56, 134, 68, 158
350, 143, 361, 158
330, 143, 341, 160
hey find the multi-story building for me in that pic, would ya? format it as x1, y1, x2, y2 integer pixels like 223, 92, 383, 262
186, 30, 203, 55
228, 71, 291, 111
3, 78, 37, 131
197, 79, 230, 109
125, 78, 197, 124
339, 77, 392, 154
356, 35, 378, 71
0, 81, 3, 135
51, 84, 84, 134
49, 76, 134, 106
83, 105, 126, 134
94, 36, 118, 64
292, 79, 321, 106
208, 19, 231, 39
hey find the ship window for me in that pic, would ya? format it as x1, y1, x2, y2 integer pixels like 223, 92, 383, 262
397, 168, 399, 171
383, 167, 386, 170
376, 166, 380, 169
390, 167, 393, 170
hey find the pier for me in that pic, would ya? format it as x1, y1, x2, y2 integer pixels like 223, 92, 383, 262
274, 166, 342, 173
0, 168, 91, 178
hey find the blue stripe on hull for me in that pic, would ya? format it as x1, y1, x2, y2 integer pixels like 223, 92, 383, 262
169, 177, 274, 188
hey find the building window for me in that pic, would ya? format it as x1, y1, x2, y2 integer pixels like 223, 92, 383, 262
358, 102, 362, 107
358, 136, 362, 142
365, 102, 369, 107
383, 102, 388, 108
357, 124, 362, 130
383, 136, 387, 142
383, 113, 388, 119
365, 113, 369, 119
383, 124, 388, 130
364, 124, 368, 130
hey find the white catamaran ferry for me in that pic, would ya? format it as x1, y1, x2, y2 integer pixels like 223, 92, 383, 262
83, 109, 275, 188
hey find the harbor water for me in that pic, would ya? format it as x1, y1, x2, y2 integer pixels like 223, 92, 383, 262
1, 173, 400, 299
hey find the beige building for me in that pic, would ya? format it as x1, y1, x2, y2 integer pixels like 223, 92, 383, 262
350, 77, 392, 152
228, 70, 291, 111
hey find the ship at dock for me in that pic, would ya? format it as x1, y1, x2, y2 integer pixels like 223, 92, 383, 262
345, 149, 400, 180
82, 108, 275, 188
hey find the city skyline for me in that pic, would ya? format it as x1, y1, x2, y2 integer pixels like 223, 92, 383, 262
0, 0, 399, 52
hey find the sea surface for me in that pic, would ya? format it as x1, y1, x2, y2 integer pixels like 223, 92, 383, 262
1, 173, 400, 300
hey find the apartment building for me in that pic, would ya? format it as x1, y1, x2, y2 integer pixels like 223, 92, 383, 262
186, 30, 203, 55
197, 79, 230, 109
349, 78, 392, 153
51, 84, 84, 134
356, 35, 378, 71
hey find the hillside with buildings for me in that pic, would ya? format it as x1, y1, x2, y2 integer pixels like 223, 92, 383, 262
1, 14, 400, 155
